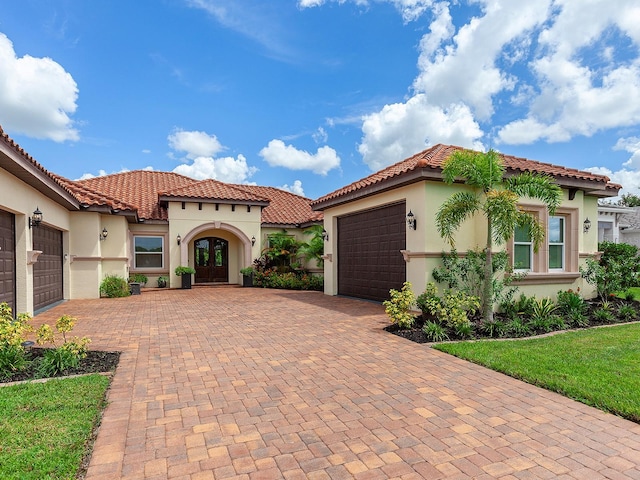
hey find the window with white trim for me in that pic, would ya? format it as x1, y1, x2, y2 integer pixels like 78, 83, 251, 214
134, 236, 164, 269
548, 216, 565, 271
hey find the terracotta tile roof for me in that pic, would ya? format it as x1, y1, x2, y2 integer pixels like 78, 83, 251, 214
160, 179, 271, 204
75, 170, 322, 225
0, 126, 80, 204
313, 144, 620, 208
53, 175, 138, 215
77, 170, 197, 220
232, 185, 323, 226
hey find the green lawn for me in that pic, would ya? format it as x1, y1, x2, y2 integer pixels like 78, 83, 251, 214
623, 287, 640, 301
0, 375, 110, 480
434, 323, 640, 423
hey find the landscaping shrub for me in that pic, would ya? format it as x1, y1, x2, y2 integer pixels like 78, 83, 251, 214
422, 321, 449, 342
35, 315, 90, 378
252, 269, 323, 291
128, 273, 148, 284
0, 303, 32, 380
383, 282, 417, 329
100, 275, 130, 298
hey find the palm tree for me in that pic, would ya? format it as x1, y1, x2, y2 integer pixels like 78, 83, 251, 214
435, 149, 562, 322
297, 225, 325, 268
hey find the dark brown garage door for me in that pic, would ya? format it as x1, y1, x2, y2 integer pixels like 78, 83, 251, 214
0, 210, 16, 314
337, 202, 406, 302
33, 225, 63, 311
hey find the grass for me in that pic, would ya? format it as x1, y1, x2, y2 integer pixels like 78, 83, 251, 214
434, 323, 640, 423
622, 287, 640, 301
0, 375, 110, 479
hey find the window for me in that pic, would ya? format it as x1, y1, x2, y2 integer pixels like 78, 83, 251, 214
134, 236, 164, 268
509, 207, 577, 278
548, 216, 564, 270
513, 224, 533, 271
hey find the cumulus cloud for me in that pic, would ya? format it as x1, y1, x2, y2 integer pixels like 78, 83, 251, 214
168, 129, 225, 158
168, 128, 257, 183
358, 94, 484, 171
172, 154, 258, 183
498, 0, 640, 145
279, 180, 305, 196
259, 139, 340, 175
0, 33, 79, 142
616, 137, 640, 169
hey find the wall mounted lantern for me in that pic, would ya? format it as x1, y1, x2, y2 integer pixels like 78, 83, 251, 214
28, 207, 43, 228
177, 234, 182, 245
406, 210, 417, 230
251, 236, 256, 246
99, 228, 108, 241
321, 229, 329, 242
583, 217, 591, 233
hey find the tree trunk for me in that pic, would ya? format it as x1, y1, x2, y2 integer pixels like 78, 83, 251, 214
483, 218, 494, 322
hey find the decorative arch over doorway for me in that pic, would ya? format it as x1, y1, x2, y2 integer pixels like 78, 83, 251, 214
179, 222, 253, 274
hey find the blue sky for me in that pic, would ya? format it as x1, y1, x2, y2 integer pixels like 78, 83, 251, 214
1, 0, 640, 200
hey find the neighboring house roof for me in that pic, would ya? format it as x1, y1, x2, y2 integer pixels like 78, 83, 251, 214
619, 207, 640, 231
313, 144, 621, 210
74, 170, 322, 226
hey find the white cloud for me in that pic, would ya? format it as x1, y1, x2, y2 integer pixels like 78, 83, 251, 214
142, 149, 151, 154
358, 94, 484, 171
498, 0, 640, 145
259, 139, 340, 175
312, 126, 328, 144
172, 154, 258, 183
297, 0, 434, 23
615, 137, 640, 169
0, 33, 79, 142
167, 129, 224, 158
76, 166, 154, 181
279, 180, 305, 196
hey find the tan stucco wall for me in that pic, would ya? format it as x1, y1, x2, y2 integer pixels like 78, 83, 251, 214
167, 201, 262, 287
0, 168, 72, 313
321, 180, 602, 304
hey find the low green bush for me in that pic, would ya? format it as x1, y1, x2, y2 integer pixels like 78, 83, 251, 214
128, 273, 148, 284
0, 303, 32, 380
253, 270, 323, 291
383, 282, 416, 329
422, 321, 449, 342
100, 275, 130, 298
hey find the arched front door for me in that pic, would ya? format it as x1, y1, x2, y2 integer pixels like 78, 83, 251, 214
194, 237, 229, 283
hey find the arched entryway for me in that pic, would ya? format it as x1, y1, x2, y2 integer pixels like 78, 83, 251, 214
194, 237, 229, 283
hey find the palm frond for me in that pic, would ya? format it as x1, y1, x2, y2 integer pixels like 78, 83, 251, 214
515, 212, 546, 252
484, 189, 520, 245
442, 149, 504, 190
435, 191, 481, 247
505, 172, 562, 214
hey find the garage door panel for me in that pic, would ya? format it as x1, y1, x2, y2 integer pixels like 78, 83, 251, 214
337, 202, 406, 302
33, 225, 63, 311
0, 210, 15, 313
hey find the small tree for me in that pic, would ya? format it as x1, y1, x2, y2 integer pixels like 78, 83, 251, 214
297, 225, 324, 268
435, 149, 562, 322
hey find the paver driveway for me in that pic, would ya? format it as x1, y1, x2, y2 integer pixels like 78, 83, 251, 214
35, 287, 640, 479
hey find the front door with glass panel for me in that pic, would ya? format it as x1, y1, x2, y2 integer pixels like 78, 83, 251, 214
194, 237, 229, 283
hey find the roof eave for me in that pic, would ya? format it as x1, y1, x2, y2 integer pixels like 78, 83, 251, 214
0, 141, 80, 211
159, 195, 270, 207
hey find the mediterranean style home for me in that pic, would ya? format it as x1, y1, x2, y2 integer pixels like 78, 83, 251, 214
1, 126, 620, 314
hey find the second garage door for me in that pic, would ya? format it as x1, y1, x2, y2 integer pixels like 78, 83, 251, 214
337, 202, 406, 302
0, 210, 15, 313
33, 225, 63, 311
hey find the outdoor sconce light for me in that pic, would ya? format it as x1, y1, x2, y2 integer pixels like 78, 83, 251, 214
406, 210, 417, 230
28, 207, 43, 228
99, 228, 108, 241
322, 229, 329, 242
251, 236, 256, 246
177, 234, 181, 245
583, 217, 591, 233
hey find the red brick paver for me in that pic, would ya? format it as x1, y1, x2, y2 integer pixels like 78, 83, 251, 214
34, 288, 640, 479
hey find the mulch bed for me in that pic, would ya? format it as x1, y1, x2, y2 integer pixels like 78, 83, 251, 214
1, 348, 121, 384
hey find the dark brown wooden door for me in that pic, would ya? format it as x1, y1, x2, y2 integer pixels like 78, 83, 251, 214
194, 237, 229, 283
0, 210, 16, 314
337, 202, 406, 302
33, 225, 63, 311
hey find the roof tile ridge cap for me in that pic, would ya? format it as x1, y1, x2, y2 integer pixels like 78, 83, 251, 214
223, 182, 272, 201
504, 155, 609, 182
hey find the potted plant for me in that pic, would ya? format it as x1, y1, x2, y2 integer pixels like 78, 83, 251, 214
175, 266, 196, 289
157, 276, 168, 288
240, 267, 254, 287
129, 273, 148, 287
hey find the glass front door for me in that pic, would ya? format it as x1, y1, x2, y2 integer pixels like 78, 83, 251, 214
194, 237, 229, 283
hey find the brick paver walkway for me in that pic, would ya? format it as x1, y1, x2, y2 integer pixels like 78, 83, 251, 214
34, 288, 640, 479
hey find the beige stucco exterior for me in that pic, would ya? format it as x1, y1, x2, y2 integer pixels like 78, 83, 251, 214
321, 180, 602, 303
